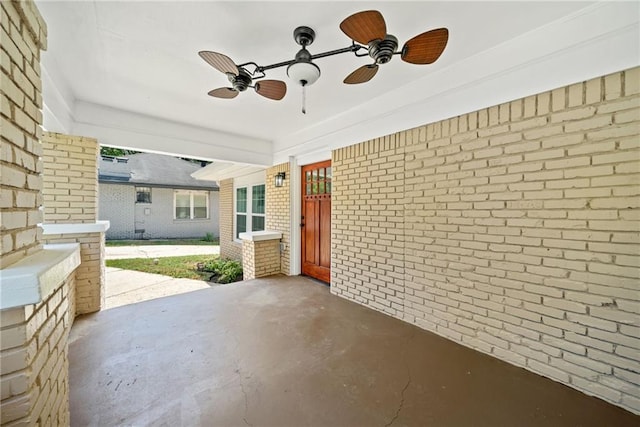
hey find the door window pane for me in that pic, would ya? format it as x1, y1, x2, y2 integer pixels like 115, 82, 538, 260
326, 167, 332, 179
319, 168, 324, 179
175, 194, 190, 219
312, 169, 318, 181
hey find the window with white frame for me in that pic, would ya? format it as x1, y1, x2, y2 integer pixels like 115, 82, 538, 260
174, 190, 209, 220
235, 184, 265, 239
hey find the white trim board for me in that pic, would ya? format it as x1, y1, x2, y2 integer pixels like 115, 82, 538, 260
40, 220, 111, 235
0, 244, 81, 310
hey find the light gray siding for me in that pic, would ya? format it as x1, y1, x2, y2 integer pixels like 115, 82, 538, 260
99, 183, 219, 240
100, 184, 136, 239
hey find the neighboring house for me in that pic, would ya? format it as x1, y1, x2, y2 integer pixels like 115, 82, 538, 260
99, 153, 219, 240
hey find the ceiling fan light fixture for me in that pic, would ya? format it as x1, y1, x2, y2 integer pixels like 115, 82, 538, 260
287, 60, 321, 86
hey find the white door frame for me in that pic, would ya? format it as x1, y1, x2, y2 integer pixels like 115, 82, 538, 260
289, 150, 332, 276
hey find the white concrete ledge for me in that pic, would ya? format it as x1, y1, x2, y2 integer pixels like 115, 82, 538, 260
239, 230, 283, 242
0, 243, 81, 310
40, 220, 110, 235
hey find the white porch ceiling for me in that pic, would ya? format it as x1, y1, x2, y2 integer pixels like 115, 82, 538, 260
191, 162, 266, 182
37, 1, 640, 166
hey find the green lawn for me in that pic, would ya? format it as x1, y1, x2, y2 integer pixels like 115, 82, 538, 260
105, 238, 218, 247
106, 255, 214, 280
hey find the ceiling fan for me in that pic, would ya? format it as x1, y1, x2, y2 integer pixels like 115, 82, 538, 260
198, 10, 448, 111
340, 10, 449, 84
198, 51, 287, 101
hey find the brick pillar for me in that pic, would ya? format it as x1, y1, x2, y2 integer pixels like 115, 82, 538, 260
41, 132, 106, 314
219, 178, 242, 260
241, 239, 256, 278
0, 0, 47, 269
0, 273, 75, 426
240, 232, 282, 280
0, 1, 75, 425
41, 133, 98, 224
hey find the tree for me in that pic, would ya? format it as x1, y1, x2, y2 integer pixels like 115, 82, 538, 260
100, 146, 210, 165
100, 146, 138, 157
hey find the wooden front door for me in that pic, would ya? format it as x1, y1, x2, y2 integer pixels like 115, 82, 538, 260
301, 160, 331, 283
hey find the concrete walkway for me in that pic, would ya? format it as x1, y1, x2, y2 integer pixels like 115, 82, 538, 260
104, 244, 220, 309
70, 275, 638, 426
105, 244, 219, 260
104, 267, 211, 309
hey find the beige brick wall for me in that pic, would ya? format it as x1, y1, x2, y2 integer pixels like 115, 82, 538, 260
242, 239, 281, 280
41, 132, 98, 224
219, 178, 242, 261
332, 67, 640, 413
333, 135, 407, 316
266, 162, 290, 274
0, 0, 47, 269
42, 232, 105, 315
0, 271, 75, 426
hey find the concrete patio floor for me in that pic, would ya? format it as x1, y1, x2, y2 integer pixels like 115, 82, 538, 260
69, 275, 638, 426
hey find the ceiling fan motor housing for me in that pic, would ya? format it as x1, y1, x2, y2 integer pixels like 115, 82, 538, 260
369, 35, 398, 64
228, 69, 252, 92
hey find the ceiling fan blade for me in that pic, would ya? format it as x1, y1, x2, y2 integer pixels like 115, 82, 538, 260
198, 51, 239, 75
208, 87, 239, 99
401, 28, 449, 65
340, 10, 386, 45
255, 80, 287, 101
344, 64, 379, 84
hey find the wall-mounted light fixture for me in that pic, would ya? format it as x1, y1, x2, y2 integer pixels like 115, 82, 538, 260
275, 172, 286, 187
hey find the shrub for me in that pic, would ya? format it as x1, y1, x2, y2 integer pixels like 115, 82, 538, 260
202, 258, 243, 284
203, 232, 215, 242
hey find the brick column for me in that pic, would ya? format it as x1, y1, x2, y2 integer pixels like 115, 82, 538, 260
0, 1, 76, 425
41, 132, 106, 314
0, 0, 47, 269
1, 272, 75, 426
41, 133, 97, 224
219, 178, 242, 260
239, 231, 282, 280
